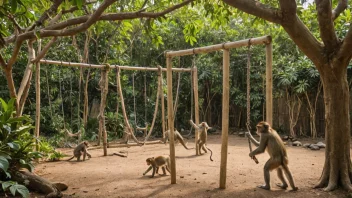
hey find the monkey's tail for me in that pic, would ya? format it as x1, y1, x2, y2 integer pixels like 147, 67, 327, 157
67, 156, 74, 161
205, 146, 213, 161
180, 140, 194, 150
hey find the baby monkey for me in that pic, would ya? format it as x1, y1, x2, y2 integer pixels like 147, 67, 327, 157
144, 155, 171, 178
67, 141, 92, 162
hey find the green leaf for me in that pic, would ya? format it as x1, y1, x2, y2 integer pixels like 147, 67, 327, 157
14, 184, 29, 198
76, 0, 83, 9
0, 98, 8, 111
11, 0, 18, 13
0, 156, 9, 172
19, 160, 35, 172
2, 181, 15, 191
7, 142, 20, 150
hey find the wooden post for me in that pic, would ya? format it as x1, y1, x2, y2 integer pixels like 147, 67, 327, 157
219, 49, 230, 189
193, 66, 200, 155
266, 41, 273, 125
166, 56, 176, 184
99, 64, 110, 156
35, 40, 42, 151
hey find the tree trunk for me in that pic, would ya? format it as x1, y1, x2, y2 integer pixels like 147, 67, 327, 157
315, 64, 352, 191
3, 67, 17, 102
12, 171, 67, 198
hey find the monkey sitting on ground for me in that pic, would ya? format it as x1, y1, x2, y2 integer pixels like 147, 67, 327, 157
189, 120, 213, 161
144, 155, 171, 178
245, 121, 298, 191
164, 130, 193, 150
67, 141, 92, 162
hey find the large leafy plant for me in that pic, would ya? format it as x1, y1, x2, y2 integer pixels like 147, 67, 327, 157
0, 98, 41, 197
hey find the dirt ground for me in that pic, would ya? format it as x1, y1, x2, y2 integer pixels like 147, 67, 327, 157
33, 134, 350, 198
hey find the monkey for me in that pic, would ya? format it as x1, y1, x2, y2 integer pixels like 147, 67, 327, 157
189, 120, 213, 161
145, 155, 171, 178
67, 141, 92, 162
245, 121, 298, 191
143, 166, 160, 176
164, 130, 193, 150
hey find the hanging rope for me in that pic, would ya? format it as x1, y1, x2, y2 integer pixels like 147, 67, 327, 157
133, 72, 137, 126
115, 65, 120, 136
144, 71, 147, 124
246, 39, 259, 164
116, 66, 142, 144
246, 42, 251, 132
143, 66, 162, 143
70, 68, 73, 127
187, 55, 196, 136
58, 64, 66, 130
173, 57, 181, 119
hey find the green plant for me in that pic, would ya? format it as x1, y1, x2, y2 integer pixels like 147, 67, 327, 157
47, 150, 66, 162
0, 98, 41, 197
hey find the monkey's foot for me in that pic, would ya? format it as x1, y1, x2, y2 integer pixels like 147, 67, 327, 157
290, 187, 299, 191
257, 185, 270, 190
276, 183, 288, 189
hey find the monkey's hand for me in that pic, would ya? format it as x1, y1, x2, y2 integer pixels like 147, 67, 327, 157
249, 152, 254, 158
245, 132, 251, 138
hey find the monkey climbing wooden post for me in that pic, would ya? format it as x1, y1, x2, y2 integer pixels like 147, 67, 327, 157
219, 48, 230, 189
193, 65, 200, 156
166, 56, 177, 184
266, 42, 273, 125
99, 64, 110, 156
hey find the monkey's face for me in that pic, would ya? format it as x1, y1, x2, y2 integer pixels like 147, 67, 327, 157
256, 121, 269, 135
146, 158, 153, 165
84, 141, 90, 147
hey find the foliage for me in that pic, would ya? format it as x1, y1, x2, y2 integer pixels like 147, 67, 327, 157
0, 98, 40, 197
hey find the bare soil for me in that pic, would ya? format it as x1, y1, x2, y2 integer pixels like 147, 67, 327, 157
33, 134, 349, 198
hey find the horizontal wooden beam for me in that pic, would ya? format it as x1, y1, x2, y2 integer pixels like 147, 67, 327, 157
165, 35, 272, 58
39, 59, 192, 72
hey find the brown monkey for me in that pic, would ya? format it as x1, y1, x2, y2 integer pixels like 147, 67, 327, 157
145, 155, 171, 178
143, 166, 159, 176
246, 121, 298, 191
67, 141, 92, 161
189, 120, 213, 161
164, 130, 193, 150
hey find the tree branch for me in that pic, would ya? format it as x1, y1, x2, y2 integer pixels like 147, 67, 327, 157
26, 0, 65, 32
7, 14, 23, 33
336, 24, 352, 66
315, 0, 339, 51
7, 39, 24, 69
332, 0, 348, 20
31, 37, 58, 63
0, 53, 7, 69
278, 0, 297, 23
223, 0, 323, 66
5, 0, 194, 44
222, 0, 282, 24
